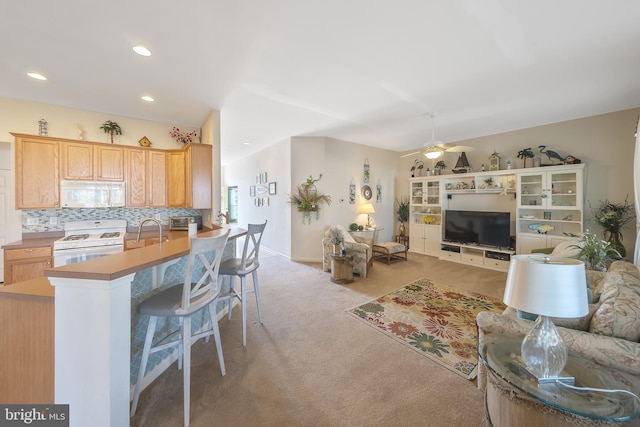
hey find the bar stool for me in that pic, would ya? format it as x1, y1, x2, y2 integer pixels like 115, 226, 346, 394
218, 221, 267, 347
130, 230, 230, 427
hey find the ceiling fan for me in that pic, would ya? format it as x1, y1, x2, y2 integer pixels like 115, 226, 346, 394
400, 114, 474, 159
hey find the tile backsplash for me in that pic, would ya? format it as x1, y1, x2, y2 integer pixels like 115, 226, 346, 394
22, 207, 204, 233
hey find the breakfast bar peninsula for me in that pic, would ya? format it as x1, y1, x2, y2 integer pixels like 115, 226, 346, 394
42, 225, 246, 427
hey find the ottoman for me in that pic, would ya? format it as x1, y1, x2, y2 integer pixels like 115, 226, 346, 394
372, 242, 407, 264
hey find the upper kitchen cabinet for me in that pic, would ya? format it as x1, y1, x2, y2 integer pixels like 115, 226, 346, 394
60, 142, 93, 180
95, 145, 124, 181
166, 151, 186, 207
125, 148, 166, 207
187, 144, 212, 209
167, 144, 212, 209
13, 134, 60, 209
60, 141, 124, 181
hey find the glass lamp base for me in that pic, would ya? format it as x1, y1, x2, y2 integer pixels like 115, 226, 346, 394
519, 363, 575, 385
521, 315, 569, 381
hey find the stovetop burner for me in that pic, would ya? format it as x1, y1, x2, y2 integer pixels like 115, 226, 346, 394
54, 220, 127, 251
100, 232, 121, 239
63, 234, 89, 241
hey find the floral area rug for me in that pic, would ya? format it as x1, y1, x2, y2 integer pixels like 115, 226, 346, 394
346, 278, 506, 379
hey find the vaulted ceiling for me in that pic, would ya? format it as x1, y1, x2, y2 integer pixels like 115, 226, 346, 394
2, 1, 639, 165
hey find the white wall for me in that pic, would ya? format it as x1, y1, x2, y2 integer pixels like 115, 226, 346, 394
222, 138, 292, 258
224, 136, 400, 262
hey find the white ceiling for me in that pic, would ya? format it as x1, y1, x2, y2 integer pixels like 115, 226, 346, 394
2, 1, 640, 165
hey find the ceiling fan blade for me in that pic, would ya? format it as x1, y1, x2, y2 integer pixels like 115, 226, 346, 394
400, 151, 422, 158
445, 145, 476, 153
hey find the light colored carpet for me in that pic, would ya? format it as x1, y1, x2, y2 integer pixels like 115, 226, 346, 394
347, 278, 507, 379
130, 252, 507, 427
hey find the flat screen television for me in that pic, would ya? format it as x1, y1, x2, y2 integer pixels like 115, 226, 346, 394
444, 210, 511, 249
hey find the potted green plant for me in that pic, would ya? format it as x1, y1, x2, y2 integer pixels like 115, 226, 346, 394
591, 197, 635, 258
100, 120, 122, 144
396, 198, 410, 236
483, 177, 494, 188
287, 174, 332, 224
327, 227, 344, 255
434, 160, 447, 176
517, 148, 534, 168
571, 232, 621, 271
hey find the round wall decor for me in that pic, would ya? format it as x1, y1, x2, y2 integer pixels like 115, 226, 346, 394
361, 185, 373, 200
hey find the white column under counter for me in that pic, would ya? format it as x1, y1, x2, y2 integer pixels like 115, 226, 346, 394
45, 225, 247, 427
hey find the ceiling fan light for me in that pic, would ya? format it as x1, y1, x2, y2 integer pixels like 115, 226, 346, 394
425, 151, 442, 159
133, 45, 152, 57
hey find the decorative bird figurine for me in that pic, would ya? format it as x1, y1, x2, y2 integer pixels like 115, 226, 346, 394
528, 223, 556, 234
538, 145, 566, 163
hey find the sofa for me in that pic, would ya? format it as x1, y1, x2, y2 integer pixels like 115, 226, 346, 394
476, 260, 640, 424
322, 225, 373, 278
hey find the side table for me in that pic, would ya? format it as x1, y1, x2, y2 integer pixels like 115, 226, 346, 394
330, 255, 354, 284
394, 235, 409, 250
478, 335, 640, 426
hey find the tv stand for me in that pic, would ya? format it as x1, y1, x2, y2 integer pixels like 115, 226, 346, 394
439, 242, 513, 272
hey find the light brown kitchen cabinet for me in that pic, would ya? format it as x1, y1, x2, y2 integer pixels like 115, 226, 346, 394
166, 144, 212, 209
13, 134, 60, 209
60, 141, 124, 181
4, 246, 53, 285
124, 236, 169, 250
60, 141, 94, 180
13, 133, 210, 210
125, 148, 167, 207
0, 278, 54, 403
95, 145, 124, 181
166, 151, 187, 207
187, 144, 212, 209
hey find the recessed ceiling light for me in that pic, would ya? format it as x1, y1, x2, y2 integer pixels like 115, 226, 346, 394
27, 72, 47, 81
141, 95, 154, 102
133, 45, 152, 57
243, 142, 251, 145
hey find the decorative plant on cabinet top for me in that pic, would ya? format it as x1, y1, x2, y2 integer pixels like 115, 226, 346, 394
100, 120, 122, 144
396, 198, 409, 236
287, 174, 332, 224
516, 147, 534, 168
169, 126, 198, 145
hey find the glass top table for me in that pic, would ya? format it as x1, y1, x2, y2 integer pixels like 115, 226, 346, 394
478, 335, 640, 422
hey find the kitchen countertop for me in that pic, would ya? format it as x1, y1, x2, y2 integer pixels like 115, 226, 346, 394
45, 225, 246, 281
1, 226, 220, 250
1, 225, 246, 295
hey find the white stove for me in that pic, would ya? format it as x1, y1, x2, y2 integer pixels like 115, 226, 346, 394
53, 220, 127, 267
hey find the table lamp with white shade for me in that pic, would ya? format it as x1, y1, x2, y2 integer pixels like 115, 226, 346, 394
503, 255, 588, 383
358, 203, 375, 229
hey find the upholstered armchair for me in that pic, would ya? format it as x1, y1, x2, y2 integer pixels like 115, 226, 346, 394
322, 225, 372, 277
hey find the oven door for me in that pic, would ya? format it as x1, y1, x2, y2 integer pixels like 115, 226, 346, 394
53, 244, 124, 267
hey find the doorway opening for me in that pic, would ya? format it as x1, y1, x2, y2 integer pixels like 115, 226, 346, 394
228, 186, 238, 223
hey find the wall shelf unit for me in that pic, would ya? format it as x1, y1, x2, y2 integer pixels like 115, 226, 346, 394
442, 170, 517, 196
407, 164, 585, 271
515, 164, 584, 253
409, 177, 441, 257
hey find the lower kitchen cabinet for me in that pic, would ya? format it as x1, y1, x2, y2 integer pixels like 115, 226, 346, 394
4, 246, 53, 285
124, 237, 169, 250
0, 278, 54, 403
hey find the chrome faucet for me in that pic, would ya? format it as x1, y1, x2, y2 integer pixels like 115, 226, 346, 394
136, 218, 163, 244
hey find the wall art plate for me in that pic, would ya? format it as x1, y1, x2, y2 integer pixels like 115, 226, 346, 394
361, 184, 373, 200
